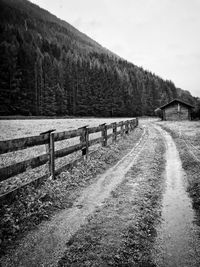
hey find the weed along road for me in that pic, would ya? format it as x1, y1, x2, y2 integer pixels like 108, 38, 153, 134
1, 120, 200, 266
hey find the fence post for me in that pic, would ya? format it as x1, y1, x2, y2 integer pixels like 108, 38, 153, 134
135, 118, 138, 127
131, 119, 135, 130
125, 121, 129, 135
120, 122, 124, 136
112, 122, 117, 142
130, 120, 133, 131
79, 125, 89, 159
49, 133, 55, 179
85, 127, 89, 158
40, 129, 56, 179
100, 123, 107, 147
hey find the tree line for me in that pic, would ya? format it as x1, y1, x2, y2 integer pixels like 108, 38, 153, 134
0, 0, 197, 117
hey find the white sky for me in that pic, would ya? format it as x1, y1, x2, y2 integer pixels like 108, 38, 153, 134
30, 0, 200, 97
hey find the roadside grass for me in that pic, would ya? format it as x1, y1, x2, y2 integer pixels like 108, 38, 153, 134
0, 118, 132, 195
0, 127, 142, 258
58, 126, 165, 266
0, 118, 130, 140
156, 120, 200, 149
156, 121, 200, 225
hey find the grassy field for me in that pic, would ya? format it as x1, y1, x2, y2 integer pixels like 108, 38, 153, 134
0, 118, 131, 140
156, 120, 200, 149
0, 117, 134, 166
0, 118, 135, 196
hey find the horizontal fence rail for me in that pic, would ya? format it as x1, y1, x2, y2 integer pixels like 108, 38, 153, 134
0, 118, 138, 198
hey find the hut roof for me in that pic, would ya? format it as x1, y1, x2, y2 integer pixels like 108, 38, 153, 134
159, 98, 194, 110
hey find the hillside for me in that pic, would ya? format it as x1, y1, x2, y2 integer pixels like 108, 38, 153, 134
0, 0, 196, 116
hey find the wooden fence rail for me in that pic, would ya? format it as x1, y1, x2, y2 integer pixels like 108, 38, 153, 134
0, 118, 138, 197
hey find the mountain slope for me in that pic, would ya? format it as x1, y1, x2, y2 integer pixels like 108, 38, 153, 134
0, 0, 195, 116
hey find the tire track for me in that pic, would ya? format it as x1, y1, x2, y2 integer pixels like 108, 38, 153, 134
152, 124, 200, 267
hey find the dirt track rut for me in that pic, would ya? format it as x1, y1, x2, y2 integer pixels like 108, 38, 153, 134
153, 124, 200, 266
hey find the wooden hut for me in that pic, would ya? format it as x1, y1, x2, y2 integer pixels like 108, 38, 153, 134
159, 99, 194, 121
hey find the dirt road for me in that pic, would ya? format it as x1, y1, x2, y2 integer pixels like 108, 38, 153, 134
152, 124, 200, 266
1, 120, 200, 266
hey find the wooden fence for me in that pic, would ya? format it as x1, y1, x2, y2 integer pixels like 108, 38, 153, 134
0, 118, 138, 198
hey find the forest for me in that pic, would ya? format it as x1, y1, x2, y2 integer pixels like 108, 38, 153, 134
0, 0, 198, 117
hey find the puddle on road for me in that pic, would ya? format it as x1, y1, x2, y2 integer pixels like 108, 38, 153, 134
153, 126, 200, 267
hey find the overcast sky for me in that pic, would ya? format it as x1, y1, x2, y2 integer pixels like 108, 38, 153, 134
30, 0, 200, 97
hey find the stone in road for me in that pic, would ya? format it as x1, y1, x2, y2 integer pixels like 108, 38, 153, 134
152, 124, 200, 266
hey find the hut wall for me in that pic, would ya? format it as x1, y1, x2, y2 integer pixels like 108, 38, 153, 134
180, 105, 190, 120
165, 103, 189, 120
